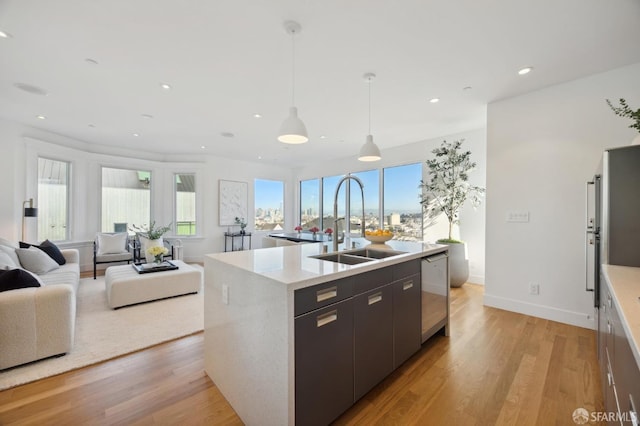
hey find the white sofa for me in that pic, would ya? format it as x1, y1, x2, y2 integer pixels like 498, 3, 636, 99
0, 242, 80, 370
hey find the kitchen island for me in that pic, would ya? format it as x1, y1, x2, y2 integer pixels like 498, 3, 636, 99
203, 239, 448, 426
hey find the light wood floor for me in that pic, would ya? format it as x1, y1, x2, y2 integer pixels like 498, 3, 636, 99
0, 284, 603, 425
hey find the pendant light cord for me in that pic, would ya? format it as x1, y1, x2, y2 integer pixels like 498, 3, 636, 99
291, 30, 296, 106
368, 77, 372, 134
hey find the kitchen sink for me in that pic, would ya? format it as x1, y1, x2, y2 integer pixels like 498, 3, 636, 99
310, 248, 407, 265
345, 248, 407, 259
310, 253, 375, 265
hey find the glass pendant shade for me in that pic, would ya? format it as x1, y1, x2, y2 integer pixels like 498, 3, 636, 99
278, 107, 308, 144
358, 134, 381, 161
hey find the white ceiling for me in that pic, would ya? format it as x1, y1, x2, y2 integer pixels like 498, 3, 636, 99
1, 0, 639, 166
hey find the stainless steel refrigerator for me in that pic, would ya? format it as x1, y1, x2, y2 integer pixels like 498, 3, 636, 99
585, 144, 640, 313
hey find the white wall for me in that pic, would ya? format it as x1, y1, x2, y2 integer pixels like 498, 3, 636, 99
485, 62, 640, 329
294, 128, 487, 284
0, 118, 294, 271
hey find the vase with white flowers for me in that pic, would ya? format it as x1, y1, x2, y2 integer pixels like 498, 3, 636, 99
130, 221, 172, 263
147, 245, 169, 264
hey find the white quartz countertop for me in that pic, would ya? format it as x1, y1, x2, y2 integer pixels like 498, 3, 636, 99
206, 238, 448, 290
602, 264, 640, 369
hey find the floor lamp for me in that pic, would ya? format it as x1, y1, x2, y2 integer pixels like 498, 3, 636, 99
22, 198, 38, 242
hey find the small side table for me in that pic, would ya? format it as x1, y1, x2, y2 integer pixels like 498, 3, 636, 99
224, 232, 252, 252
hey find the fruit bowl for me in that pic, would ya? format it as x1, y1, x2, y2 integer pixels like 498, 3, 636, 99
364, 234, 394, 244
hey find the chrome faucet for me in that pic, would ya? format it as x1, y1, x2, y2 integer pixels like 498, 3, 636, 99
333, 175, 365, 251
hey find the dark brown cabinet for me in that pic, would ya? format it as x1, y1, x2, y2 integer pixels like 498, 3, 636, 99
392, 273, 421, 368
353, 285, 394, 400
598, 276, 640, 426
295, 297, 354, 426
294, 258, 438, 425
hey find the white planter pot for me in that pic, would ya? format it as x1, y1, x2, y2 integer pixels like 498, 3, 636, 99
443, 242, 469, 287
140, 236, 164, 263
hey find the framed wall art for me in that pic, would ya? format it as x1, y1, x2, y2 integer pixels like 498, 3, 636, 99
219, 180, 248, 226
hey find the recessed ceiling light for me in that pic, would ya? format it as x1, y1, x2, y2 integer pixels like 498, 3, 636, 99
253, 113, 262, 118
160, 83, 172, 90
320, 135, 327, 139
221, 132, 234, 138
257, 155, 262, 160
141, 114, 154, 119
133, 133, 140, 137
14, 82, 48, 96
518, 67, 533, 75
0, 30, 10, 38
36, 115, 46, 120
201, 145, 206, 149
429, 98, 440, 103
85, 58, 99, 65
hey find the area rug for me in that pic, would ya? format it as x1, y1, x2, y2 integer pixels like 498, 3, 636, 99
0, 267, 204, 391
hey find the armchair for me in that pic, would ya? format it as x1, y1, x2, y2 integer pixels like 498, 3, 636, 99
93, 232, 134, 279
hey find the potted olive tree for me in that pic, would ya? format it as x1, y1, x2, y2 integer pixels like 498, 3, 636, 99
606, 98, 640, 145
420, 139, 484, 287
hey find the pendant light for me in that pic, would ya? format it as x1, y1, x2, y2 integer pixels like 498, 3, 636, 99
278, 21, 308, 144
358, 72, 381, 161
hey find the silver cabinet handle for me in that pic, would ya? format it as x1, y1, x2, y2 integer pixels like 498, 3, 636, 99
607, 321, 612, 335
316, 310, 338, 328
403, 280, 414, 291
607, 372, 612, 387
316, 286, 337, 302
368, 292, 383, 305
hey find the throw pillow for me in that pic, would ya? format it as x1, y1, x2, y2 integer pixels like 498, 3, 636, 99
0, 252, 18, 270
19, 240, 66, 265
0, 244, 21, 268
97, 233, 128, 255
0, 237, 18, 248
16, 246, 60, 274
0, 268, 42, 292
40, 239, 67, 265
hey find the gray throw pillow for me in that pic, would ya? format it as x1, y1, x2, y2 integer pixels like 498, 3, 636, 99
16, 246, 60, 274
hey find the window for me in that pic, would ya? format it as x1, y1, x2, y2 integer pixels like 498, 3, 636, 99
382, 163, 422, 241
101, 167, 151, 232
175, 173, 196, 236
350, 169, 380, 236
322, 174, 345, 233
37, 157, 70, 241
255, 179, 284, 231
300, 179, 320, 229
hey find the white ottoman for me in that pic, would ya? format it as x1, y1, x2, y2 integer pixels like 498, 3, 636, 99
105, 260, 201, 309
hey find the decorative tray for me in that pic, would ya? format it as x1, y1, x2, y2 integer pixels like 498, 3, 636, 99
132, 260, 179, 274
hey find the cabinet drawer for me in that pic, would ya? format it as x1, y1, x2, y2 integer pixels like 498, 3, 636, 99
353, 266, 393, 294
393, 259, 420, 280
295, 277, 353, 316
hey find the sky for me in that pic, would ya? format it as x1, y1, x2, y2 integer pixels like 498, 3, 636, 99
294, 162, 423, 216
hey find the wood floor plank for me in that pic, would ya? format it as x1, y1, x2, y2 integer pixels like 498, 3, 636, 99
0, 284, 604, 425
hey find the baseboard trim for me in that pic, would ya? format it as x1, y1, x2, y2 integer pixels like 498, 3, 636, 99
468, 274, 485, 285
483, 293, 595, 330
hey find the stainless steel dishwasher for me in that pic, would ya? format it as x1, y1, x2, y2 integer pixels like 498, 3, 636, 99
421, 252, 449, 343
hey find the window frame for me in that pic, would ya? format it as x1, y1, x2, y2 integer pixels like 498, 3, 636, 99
37, 156, 71, 242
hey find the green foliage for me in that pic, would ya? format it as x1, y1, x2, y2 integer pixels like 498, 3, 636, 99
419, 139, 485, 241
606, 98, 640, 132
234, 217, 247, 229
130, 221, 172, 240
